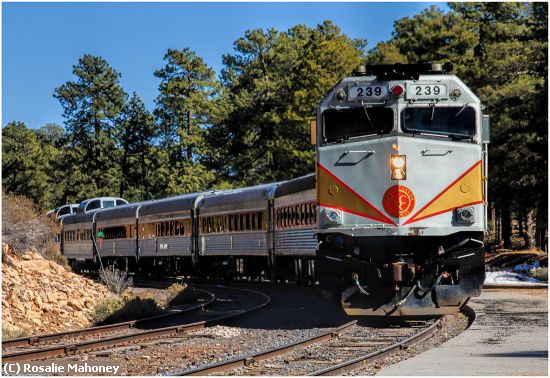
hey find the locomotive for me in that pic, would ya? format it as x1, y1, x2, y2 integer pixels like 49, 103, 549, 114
60, 63, 488, 317
314, 63, 489, 316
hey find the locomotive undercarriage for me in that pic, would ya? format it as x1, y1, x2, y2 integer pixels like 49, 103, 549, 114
317, 232, 485, 316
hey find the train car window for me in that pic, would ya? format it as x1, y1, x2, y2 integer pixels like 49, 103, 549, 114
58, 206, 71, 217
87, 200, 101, 211
103, 200, 115, 208
323, 107, 394, 143
401, 106, 476, 138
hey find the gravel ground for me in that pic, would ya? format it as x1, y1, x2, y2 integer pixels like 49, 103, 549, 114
47, 283, 471, 376
222, 323, 430, 376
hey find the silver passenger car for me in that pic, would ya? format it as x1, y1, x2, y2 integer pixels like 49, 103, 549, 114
274, 174, 317, 257
61, 212, 95, 261
137, 193, 208, 259
95, 203, 144, 258
197, 184, 278, 257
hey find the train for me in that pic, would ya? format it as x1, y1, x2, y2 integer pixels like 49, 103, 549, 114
61, 63, 489, 317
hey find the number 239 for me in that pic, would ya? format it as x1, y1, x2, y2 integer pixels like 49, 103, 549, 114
415, 86, 441, 95
357, 87, 382, 96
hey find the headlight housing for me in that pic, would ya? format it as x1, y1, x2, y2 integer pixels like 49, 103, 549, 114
324, 208, 343, 225
456, 206, 475, 224
391, 155, 406, 180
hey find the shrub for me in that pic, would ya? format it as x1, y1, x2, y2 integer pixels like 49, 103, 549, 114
2, 325, 31, 340
92, 296, 124, 324
92, 293, 162, 325
2, 192, 60, 257
100, 265, 133, 294
108, 297, 161, 323
528, 267, 548, 282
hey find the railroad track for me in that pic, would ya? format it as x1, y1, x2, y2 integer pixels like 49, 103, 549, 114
2, 288, 215, 351
169, 309, 474, 376
2, 285, 270, 363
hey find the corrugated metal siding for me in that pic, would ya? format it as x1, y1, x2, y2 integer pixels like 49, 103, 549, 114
63, 241, 93, 260
138, 239, 157, 256
274, 228, 317, 256
200, 232, 268, 256
104, 239, 135, 257
156, 237, 192, 256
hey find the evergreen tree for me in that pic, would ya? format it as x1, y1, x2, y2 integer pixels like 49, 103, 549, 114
212, 21, 364, 185
117, 93, 157, 201
2, 122, 54, 209
153, 48, 218, 196
54, 54, 127, 202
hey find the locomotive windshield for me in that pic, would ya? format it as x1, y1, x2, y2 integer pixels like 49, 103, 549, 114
401, 106, 476, 138
323, 107, 393, 143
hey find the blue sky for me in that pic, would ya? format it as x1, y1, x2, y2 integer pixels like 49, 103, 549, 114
2, 2, 448, 129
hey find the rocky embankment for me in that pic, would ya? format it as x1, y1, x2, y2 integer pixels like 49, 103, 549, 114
2, 244, 109, 335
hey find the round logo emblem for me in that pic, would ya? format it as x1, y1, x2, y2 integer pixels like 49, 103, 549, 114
328, 185, 339, 196
382, 185, 416, 218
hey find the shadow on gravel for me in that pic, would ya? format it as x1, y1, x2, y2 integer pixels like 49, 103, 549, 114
212, 281, 436, 330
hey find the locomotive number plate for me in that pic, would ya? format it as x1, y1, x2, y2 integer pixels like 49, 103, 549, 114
406, 84, 447, 99
348, 85, 389, 101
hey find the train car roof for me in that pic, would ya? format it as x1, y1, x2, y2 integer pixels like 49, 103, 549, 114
275, 173, 316, 198
199, 183, 280, 208
60, 211, 96, 225
94, 201, 148, 222
138, 192, 210, 216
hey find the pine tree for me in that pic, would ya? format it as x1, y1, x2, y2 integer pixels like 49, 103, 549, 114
116, 93, 157, 201
153, 48, 218, 196
212, 21, 364, 185
54, 54, 127, 201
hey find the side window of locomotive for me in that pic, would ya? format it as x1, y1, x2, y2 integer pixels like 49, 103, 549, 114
323, 107, 393, 143
401, 106, 476, 139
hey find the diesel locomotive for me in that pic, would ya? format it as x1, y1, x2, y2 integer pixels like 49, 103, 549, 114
314, 63, 489, 316
60, 63, 488, 317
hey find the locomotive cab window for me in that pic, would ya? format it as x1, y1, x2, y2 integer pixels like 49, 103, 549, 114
323, 107, 393, 143
401, 106, 476, 139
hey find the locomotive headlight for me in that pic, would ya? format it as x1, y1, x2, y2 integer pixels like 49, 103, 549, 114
324, 208, 343, 225
391, 155, 406, 180
456, 206, 475, 224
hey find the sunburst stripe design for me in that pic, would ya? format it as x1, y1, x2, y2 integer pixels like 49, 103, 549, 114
317, 164, 396, 225
403, 160, 483, 225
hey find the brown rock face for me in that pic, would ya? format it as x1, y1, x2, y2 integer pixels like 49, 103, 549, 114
2, 243, 109, 335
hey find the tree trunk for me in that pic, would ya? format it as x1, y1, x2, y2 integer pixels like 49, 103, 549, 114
187, 110, 193, 161
495, 207, 501, 246
501, 207, 512, 249
518, 210, 524, 238
535, 205, 547, 251
524, 208, 535, 249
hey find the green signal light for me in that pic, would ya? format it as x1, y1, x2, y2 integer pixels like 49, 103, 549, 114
97, 231, 104, 238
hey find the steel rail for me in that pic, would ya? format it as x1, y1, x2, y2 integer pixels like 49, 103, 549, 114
2, 289, 216, 350
309, 317, 443, 376
172, 320, 358, 376
2, 287, 270, 363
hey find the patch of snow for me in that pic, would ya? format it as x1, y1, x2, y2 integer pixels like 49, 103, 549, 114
484, 271, 547, 286
513, 260, 541, 273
